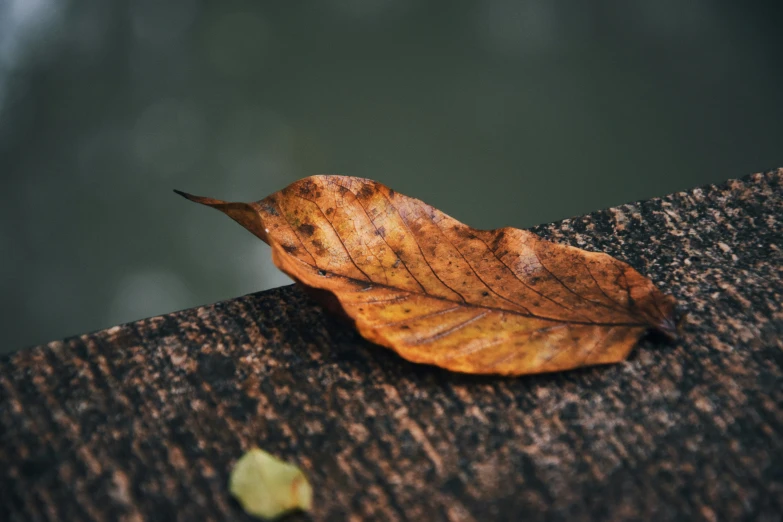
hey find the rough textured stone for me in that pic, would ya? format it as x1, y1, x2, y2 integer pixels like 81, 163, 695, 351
1, 169, 781, 521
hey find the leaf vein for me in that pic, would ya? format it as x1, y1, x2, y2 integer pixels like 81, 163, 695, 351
295, 194, 372, 282
411, 310, 490, 345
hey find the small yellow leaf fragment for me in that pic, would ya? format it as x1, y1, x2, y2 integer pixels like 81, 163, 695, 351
229, 448, 313, 520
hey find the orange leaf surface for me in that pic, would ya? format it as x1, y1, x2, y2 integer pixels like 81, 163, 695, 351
176, 176, 678, 375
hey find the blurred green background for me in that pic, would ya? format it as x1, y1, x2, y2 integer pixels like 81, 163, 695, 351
1, 1, 782, 353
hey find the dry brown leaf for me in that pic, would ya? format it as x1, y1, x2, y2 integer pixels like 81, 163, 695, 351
176, 175, 678, 375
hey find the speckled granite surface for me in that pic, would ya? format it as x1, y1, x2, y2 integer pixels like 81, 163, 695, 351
1, 169, 781, 521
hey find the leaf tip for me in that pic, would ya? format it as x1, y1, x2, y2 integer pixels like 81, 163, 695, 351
173, 189, 231, 208
173, 189, 208, 204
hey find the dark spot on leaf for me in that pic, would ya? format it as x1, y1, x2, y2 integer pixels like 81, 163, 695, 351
311, 239, 328, 256
260, 197, 279, 216
377, 226, 386, 237
492, 230, 506, 251
404, 308, 411, 313
392, 258, 401, 268
283, 244, 298, 254
299, 223, 316, 236
326, 207, 334, 215
358, 184, 374, 199
388, 189, 395, 197
298, 180, 317, 197
482, 291, 489, 297
400, 325, 410, 330
317, 269, 327, 276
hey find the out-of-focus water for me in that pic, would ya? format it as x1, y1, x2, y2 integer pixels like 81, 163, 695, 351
1, 1, 782, 353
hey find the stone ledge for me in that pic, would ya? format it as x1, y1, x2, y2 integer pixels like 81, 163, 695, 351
1, 169, 781, 521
